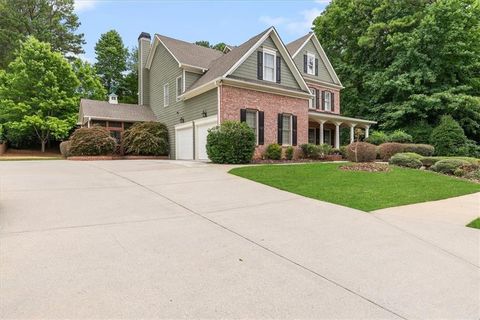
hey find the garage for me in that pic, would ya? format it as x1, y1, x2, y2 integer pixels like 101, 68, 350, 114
175, 115, 218, 161
194, 116, 218, 160
175, 122, 194, 160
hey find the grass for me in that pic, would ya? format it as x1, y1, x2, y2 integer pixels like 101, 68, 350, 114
229, 163, 480, 212
466, 218, 480, 229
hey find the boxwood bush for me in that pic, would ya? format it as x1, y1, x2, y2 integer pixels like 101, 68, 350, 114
403, 144, 435, 156
122, 122, 169, 156
389, 153, 423, 169
378, 143, 405, 161
69, 127, 117, 156
206, 121, 255, 164
265, 143, 282, 160
346, 142, 377, 162
285, 146, 294, 160
430, 159, 478, 175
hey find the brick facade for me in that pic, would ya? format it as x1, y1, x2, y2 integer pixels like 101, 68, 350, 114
220, 85, 309, 158
305, 82, 341, 115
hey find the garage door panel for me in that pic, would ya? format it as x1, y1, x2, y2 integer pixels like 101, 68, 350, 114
195, 117, 217, 161
176, 125, 193, 160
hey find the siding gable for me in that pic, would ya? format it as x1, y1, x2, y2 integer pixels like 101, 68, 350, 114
230, 35, 302, 90
294, 38, 334, 83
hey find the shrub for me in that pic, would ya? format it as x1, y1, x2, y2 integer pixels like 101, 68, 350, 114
330, 148, 341, 155
389, 130, 413, 143
265, 143, 282, 160
378, 143, 405, 161
430, 159, 477, 175
389, 153, 423, 169
122, 122, 169, 156
59, 140, 72, 157
300, 143, 320, 159
69, 127, 117, 156
318, 144, 332, 158
346, 142, 377, 162
457, 140, 480, 158
403, 144, 435, 156
421, 156, 480, 168
420, 156, 443, 167
339, 145, 347, 159
430, 115, 468, 156
285, 146, 294, 160
366, 131, 389, 145
206, 121, 255, 164
465, 169, 480, 180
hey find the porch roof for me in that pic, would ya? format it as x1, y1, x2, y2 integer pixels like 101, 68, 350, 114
308, 111, 376, 127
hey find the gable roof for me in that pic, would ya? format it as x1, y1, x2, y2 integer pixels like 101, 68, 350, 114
78, 99, 157, 124
146, 34, 224, 70
286, 33, 343, 87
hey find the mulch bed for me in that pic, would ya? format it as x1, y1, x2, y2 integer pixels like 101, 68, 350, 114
0, 148, 61, 158
339, 162, 390, 172
251, 158, 346, 164
67, 155, 169, 161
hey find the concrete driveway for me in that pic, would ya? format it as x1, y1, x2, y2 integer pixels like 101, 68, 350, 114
0, 160, 478, 319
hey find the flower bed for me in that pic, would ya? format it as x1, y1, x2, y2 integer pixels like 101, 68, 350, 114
340, 163, 390, 172
68, 155, 169, 161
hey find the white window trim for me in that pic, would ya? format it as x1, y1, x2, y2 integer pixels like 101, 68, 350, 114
307, 52, 316, 75
176, 76, 182, 101
324, 91, 332, 111
246, 109, 259, 145
163, 83, 169, 107
282, 114, 293, 146
262, 48, 276, 83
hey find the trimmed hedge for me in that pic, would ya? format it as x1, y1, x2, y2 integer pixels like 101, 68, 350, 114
59, 140, 72, 157
265, 143, 282, 160
389, 153, 423, 169
206, 121, 255, 164
300, 143, 333, 159
430, 115, 468, 156
378, 143, 405, 161
346, 142, 377, 162
403, 144, 435, 156
430, 159, 477, 175
122, 122, 169, 156
69, 127, 117, 156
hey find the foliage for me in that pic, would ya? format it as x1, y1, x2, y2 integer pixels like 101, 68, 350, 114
59, 140, 72, 157
346, 142, 377, 162
69, 127, 116, 156
120, 47, 138, 104
466, 218, 480, 229
366, 131, 389, 145
230, 163, 480, 212
0, 0, 85, 68
430, 115, 468, 156
265, 143, 282, 160
378, 143, 405, 161
403, 144, 435, 157
285, 146, 294, 160
300, 143, 320, 159
0, 124, 5, 143
122, 122, 169, 156
0, 37, 79, 151
94, 30, 128, 93
389, 153, 423, 169
71, 58, 107, 100
388, 130, 413, 143
430, 159, 477, 175
313, 0, 480, 142
339, 145, 347, 159
194, 40, 227, 52
206, 121, 255, 164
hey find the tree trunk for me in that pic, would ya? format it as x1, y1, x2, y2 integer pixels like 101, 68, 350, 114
41, 140, 46, 153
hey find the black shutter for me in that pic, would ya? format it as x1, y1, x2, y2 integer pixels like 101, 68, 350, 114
331, 92, 335, 112
257, 51, 263, 80
240, 109, 246, 122
331, 130, 334, 146
315, 128, 320, 145
303, 55, 307, 73
277, 113, 283, 145
315, 58, 319, 76
258, 111, 264, 145
321, 91, 325, 110
292, 115, 297, 146
276, 56, 281, 83
315, 89, 320, 109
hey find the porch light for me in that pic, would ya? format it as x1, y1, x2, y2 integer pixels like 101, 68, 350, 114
202, 110, 207, 117
180, 117, 184, 123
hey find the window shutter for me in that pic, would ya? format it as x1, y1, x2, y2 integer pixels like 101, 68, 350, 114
276, 56, 281, 83
303, 55, 307, 73
331, 92, 335, 112
321, 91, 325, 110
257, 51, 263, 80
277, 113, 283, 145
292, 115, 297, 146
315, 128, 320, 145
315, 89, 320, 109
315, 58, 319, 76
240, 109, 246, 122
258, 111, 265, 145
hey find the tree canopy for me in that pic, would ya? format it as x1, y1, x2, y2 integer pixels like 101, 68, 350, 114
195, 40, 227, 52
313, 0, 480, 143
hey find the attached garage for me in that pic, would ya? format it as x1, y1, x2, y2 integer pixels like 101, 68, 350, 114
175, 115, 218, 161
175, 122, 194, 160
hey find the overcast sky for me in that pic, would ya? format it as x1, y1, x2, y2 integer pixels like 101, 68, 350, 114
74, 0, 331, 62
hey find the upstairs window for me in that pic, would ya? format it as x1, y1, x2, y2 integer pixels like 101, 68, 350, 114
163, 83, 169, 107
309, 87, 317, 109
263, 49, 276, 82
307, 53, 315, 75
324, 91, 332, 111
176, 76, 182, 101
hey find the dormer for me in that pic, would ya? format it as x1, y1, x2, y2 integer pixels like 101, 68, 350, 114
108, 93, 118, 104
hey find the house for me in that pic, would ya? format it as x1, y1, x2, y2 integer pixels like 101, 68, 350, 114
79, 26, 375, 160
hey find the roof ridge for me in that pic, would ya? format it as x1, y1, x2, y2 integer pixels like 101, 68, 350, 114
155, 33, 224, 55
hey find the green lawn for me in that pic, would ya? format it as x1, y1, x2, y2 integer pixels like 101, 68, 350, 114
466, 218, 480, 229
229, 163, 480, 212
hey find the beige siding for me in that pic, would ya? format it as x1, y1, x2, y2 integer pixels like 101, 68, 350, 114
231, 36, 301, 90
294, 39, 333, 83
185, 71, 202, 90
149, 44, 218, 159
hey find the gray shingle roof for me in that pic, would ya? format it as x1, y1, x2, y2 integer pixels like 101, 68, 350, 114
156, 34, 224, 69
286, 33, 312, 56
78, 99, 157, 124
186, 28, 271, 93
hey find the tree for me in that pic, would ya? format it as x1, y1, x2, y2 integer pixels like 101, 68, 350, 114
0, 0, 85, 68
430, 115, 468, 156
313, 0, 480, 142
119, 47, 138, 104
72, 59, 107, 100
0, 37, 79, 152
195, 40, 227, 52
94, 30, 128, 93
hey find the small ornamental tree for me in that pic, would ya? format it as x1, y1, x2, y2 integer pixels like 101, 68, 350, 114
206, 121, 255, 164
430, 115, 468, 156
122, 122, 169, 156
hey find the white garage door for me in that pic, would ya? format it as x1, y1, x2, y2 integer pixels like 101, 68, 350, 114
175, 123, 194, 160
195, 116, 218, 161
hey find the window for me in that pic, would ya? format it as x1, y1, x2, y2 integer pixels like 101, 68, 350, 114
307, 53, 315, 75
309, 87, 317, 109
324, 91, 332, 111
176, 76, 182, 101
245, 110, 258, 144
282, 114, 292, 145
263, 49, 276, 82
108, 121, 122, 128
308, 128, 316, 144
163, 83, 169, 107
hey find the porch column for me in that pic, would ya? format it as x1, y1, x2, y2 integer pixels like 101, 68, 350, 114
365, 125, 370, 138
350, 123, 356, 143
335, 122, 342, 149
319, 121, 325, 145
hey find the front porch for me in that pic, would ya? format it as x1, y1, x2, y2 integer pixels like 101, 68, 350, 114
308, 111, 377, 148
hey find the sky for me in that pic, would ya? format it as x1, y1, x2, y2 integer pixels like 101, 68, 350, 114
74, 0, 331, 63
